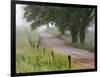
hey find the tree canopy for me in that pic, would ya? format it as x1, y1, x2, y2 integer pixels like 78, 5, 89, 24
23, 5, 95, 44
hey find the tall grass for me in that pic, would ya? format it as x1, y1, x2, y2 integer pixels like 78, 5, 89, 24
16, 26, 79, 73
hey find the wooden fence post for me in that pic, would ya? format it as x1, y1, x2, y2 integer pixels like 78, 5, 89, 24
68, 55, 71, 69
37, 45, 39, 51
43, 48, 45, 55
32, 43, 35, 48
51, 51, 54, 61
23, 56, 25, 62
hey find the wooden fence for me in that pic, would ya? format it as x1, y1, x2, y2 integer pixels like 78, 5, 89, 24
24, 27, 72, 69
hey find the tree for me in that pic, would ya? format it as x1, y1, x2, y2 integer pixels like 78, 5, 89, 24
79, 8, 95, 44
23, 5, 95, 44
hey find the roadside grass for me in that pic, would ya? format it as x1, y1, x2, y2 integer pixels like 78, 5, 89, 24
16, 47, 79, 73
47, 27, 95, 52
16, 26, 79, 73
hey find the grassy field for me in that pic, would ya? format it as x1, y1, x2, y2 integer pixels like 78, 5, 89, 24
16, 26, 79, 73
47, 27, 95, 52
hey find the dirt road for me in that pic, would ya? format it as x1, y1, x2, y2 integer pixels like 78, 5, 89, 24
39, 31, 95, 69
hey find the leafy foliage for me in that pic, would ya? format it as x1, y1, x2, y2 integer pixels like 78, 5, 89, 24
23, 5, 95, 44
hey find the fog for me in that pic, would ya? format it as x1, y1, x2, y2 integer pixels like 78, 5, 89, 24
16, 4, 47, 32
16, 4, 94, 32
16, 4, 31, 26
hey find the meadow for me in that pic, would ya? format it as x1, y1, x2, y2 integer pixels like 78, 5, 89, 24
16, 26, 79, 73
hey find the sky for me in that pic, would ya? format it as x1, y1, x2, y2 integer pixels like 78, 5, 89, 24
16, 4, 54, 32
16, 4, 31, 26
16, 4, 47, 31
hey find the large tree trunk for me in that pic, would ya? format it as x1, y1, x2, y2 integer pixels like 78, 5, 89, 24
71, 30, 78, 43
79, 27, 86, 44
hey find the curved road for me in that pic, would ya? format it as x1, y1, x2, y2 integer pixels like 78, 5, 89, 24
39, 31, 95, 69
